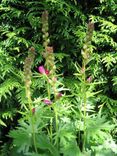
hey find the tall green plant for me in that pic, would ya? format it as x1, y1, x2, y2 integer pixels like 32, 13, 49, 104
0, 0, 117, 155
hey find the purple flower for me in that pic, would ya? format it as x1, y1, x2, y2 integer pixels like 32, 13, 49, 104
43, 99, 52, 105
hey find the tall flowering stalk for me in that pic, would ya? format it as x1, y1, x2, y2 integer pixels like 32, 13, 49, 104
41, 10, 59, 99
81, 22, 94, 151
41, 10, 60, 148
23, 47, 37, 153
42, 10, 50, 49
24, 47, 35, 104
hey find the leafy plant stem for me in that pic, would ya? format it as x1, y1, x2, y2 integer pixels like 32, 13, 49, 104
46, 77, 53, 143
53, 104, 59, 149
82, 61, 87, 152
50, 118, 53, 143
47, 82, 51, 100
27, 95, 38, 154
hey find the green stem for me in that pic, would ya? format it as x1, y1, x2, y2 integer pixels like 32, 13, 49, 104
50, 118, 53, 143
46, 77, 53, 143
82, 61, 87, 152
52, 79, 59, 149
27, 95, 38, 153
31, 117, 38, 153
83, 89, 87, 151
47, 82, 51, 100
53, 105, 59, 149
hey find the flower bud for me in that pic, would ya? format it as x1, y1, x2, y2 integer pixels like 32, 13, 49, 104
87, 76, 92, 83
38, 66, 46, 74
38, 65, 49, 75
43, 99, 52, 105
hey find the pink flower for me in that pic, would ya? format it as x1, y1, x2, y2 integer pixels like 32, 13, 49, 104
43, 99, 52, 105
38, 66, 49, 75
38, 66, 45, 74
87, 76, 92, 83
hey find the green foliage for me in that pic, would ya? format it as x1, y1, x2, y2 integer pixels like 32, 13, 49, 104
0, 78, 20, 100
102, 53, 117, 71
0, 0, 117, 155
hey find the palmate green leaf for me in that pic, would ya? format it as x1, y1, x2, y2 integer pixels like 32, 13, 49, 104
9, 129, 32, 153
57, 126, 75, 144
56, 120, 80, 155
62, 140, 81, 156
37, 134, 59, 156
9, 121, 33, 153
86, 115, 114, 144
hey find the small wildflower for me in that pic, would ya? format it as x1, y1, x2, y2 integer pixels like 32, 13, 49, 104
43, 99, 52, 105
87, 76, 92, 83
